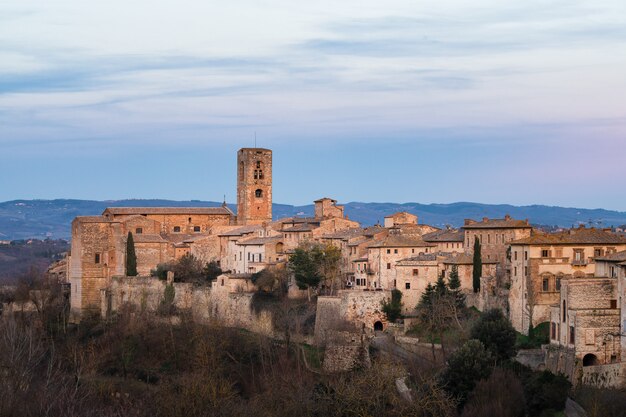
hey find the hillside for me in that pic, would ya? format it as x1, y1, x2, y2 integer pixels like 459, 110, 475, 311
1, 199, 625, 241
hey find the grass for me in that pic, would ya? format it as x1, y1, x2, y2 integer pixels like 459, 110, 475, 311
300, 343, 323, 370
516, 322, 550, 349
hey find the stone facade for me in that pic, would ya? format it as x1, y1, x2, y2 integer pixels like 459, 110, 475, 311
237, 148, 272, 225
508, 227, 626, 333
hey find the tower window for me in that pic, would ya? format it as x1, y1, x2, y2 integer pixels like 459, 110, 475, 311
256, 161, 261, 169
135, 227, 143, 234
254, 170, 259, 179
255, 189, 263, 198
173, 226, 181, 233
95, 253, 101, 264
193, 226, 201, 232
258, 170, 264, 179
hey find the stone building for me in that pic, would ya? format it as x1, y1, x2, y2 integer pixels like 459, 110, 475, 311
423, 228, 464, 253
462, 215, 532, 263
383, 212, 418, 228
237, 148, 272, 225
69, 147, 274, 319
549, 276, 620, 367
509, 226, 626, 334
394, 252, 498, 314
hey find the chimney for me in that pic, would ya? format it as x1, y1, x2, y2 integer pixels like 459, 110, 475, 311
504, 214, 511, 221
482, 217, 489, 223
464, 219, 473, 226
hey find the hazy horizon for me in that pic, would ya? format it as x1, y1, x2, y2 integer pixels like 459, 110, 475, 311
2, 1, 625, 210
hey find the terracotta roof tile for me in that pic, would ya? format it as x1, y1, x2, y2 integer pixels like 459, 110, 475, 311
511, 228, 626, 245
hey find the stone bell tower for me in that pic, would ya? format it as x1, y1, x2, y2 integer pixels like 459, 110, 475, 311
237, 148, 272, 225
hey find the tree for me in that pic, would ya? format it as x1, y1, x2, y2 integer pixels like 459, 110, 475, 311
381, 289, 403, 322
172, 253, 204, 283
448, 264, 466, 309
472, 237, 482, 293
470, 308, 517, 363
416, 281, 461, 361
524, 370, 571, 416
440, 339, 494, 406
288, 243, 341, 300
203, 261, 222, 281
289, 246, 321, 301
461, 368, 526, 417
126, 232, 138, 276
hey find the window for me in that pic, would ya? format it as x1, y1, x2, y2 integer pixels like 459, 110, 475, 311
541, 249, 550, 258
551, 322, 556, 340
95, 253, 101, 264
574, 249, 584, 261
562, 300, 566, 322
258, 170, 264, 179
514, 267, 517, 276
405, 282, 411, 289
413, 269, 419, 276
524, 251, 528, 260
173, 226, 181, 233
394, 249, 398, 254
542, 278, 549, 292
247, 252, 250, 261
594, 248, 604, 257
256, 161, 261, 169
487, 234, 491, 244
193, 226, 201, 232
556, 277, 562, 291
412, 249, 415, 253
135, 227, 143, 234
387, 249, 391, 254
255, 189, 263, 198
555, 248, 563, 258
387, 263, 391, 270
514, 251, 518, 261
611, 299, 617, 309
569, 326, 575, 345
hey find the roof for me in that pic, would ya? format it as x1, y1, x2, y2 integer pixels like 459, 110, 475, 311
462, 217, 531, 229
384, 211, 417, 219
423, 229, 464, 242
369, 235, 436, 248
218, 225, 262, 237
595, 250, 626, 263
319, 228, 365, 240
103, 207, 233, 216
396, 253, 440, 265
74, 216, 109, 223
352, 257, 368, 262
511, 228, 626, 246
283, 223, 317, 233
314, 197, 337, 203
237, 236, 283, 246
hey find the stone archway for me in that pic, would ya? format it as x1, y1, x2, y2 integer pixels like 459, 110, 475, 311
583, 353, 599, 367
374, 321, 383, 331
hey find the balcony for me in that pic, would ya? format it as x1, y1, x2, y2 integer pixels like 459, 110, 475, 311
571, 259, 588, 266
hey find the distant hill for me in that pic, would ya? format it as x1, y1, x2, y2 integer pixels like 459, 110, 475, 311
1, 199, 625, 241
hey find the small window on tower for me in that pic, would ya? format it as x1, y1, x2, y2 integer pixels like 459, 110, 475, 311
193, 226, 201, 233
255, 189, 263, 198
258, 170, 264, 179
135, 227, 143, 234
95, 253, 101, 264
173, 226, 181, 233
256, 161, 261, 169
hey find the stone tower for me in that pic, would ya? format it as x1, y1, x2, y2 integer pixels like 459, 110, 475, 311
237, 148, 272, 225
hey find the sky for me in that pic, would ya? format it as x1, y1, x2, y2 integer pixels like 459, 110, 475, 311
1, 0, 625, 210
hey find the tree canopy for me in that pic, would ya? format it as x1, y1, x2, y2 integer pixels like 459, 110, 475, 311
126, 232, 137, 276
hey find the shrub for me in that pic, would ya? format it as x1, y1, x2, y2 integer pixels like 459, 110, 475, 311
461, 368, 525, 417
470, 308, 517, 362
381, 289, 403, 322
524, 370, 570, 416
440, 339, 494, 405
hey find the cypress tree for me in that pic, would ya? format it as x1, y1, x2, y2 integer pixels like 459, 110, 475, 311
472, 236, 482, 293
435, 271, 448, 296
448, 264, 466, 308
126, 231, 138, 276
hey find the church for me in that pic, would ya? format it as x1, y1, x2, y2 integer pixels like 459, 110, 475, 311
68, 148, 274, 318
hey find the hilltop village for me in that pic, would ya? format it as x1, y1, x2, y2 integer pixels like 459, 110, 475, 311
54, 147, 626, 389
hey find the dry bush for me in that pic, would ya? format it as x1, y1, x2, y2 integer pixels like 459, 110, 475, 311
461, 368, 525, 417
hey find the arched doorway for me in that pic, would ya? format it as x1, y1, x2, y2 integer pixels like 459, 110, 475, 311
583, 353, 599, 367
374, 321, 383, 331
